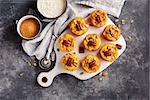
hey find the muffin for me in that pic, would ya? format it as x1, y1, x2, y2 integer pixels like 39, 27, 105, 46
81, 55, 100, 73
61, 53, 80, 71
102, 24, 122, 41
69, 17, 88, 36
83, 34, 101, 51
100, 43, 118, 62
58, 34, 76, 52
89, 9, 108, 27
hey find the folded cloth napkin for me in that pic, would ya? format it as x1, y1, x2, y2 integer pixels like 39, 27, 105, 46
22, 0, 126, 60
74, 0, 126, 18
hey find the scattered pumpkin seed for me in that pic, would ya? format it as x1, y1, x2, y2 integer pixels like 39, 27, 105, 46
80, 72, 84, 75
27, 61, 32, 67
130, 20, 134, 24
99, 72, 103, 76
19, 72, 24, 77
102, 72, 108, 77
115, 19, 119, 23
127, 35, 132, 40
52, 90, 57, 95
98, 78, 103, 81
121, 20, 125, 24
33, 62, 37, 67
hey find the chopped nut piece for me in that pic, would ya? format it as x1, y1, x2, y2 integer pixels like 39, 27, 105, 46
66, 57, 74, 66
76, 21, 82, 31
62, 40, 72, 47
106, 29, 111, 34
89, 60, 96, 68
116, 44, 122, 49
79, 46, 85, 53
102, 72, 108, 77
96, 14, 102, 22
103, 49, 112, 57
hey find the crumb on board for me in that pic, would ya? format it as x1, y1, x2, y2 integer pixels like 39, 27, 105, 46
80, 72, 84, 75
79, 46, 85, 53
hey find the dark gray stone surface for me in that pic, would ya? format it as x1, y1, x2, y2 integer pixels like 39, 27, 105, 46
0, 0, 149, 100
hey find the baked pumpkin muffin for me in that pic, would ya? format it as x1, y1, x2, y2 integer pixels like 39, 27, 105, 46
69, 17, 88, 36
83, 34, 101, 51
61, 53, 80, 71
58, 34, 76, 52
102, 24, 122, 41
100, 43, 118, 62
89, 9, 108, 27
81, 55, 100, 73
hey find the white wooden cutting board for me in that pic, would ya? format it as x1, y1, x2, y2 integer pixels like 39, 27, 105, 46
37, 16, 126, 87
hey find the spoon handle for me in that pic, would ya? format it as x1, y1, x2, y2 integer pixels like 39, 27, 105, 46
46, 35, 56, 59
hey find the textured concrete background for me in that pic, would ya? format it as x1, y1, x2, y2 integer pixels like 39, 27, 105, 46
0, 0, 149, 100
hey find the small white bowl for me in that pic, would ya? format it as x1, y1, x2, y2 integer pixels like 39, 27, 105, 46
37, 0, 67, 19
17, 15, 42, 40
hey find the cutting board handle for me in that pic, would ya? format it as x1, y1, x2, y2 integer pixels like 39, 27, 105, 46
37, 67, 60, 87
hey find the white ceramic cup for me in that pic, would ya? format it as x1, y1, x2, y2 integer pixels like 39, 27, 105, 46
17, 15, 42, 40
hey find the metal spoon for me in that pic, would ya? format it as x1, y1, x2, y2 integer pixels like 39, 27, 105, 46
39, 35, 56, 70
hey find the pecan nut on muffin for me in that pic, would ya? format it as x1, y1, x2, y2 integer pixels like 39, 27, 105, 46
89, 9, 108, 27
83, 34, 101, 51
69, 17, 88, 36
102, 24, 122, 41
61, 53, 80, 71
58, 34, 76, 52
100, 43, 118, 62
81, 55, 100, 73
